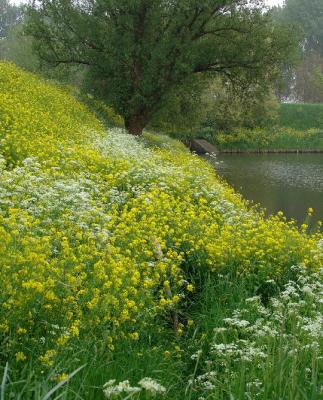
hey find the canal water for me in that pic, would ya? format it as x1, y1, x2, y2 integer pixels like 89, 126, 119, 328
208, 153, 323, 224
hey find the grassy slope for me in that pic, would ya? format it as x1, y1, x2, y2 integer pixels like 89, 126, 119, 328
278, 103, 323, 131
0, 63, 322, 399
205, 103, 323, 151
214, 126, 323, 151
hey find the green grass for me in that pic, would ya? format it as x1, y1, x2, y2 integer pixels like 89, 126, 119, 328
212, 127, 323, 151
1, 64, 322, 399
195, 103, 323, 151
187, 267, 323, 400
278, 103, 323, 131
2, 268, 321, 399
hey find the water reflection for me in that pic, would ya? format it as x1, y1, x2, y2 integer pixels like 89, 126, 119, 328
208, 154, 323, 224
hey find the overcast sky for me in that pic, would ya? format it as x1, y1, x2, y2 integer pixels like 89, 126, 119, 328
10, 0, 285, 6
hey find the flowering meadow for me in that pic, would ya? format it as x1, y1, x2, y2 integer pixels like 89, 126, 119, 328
0, 63, 322, 399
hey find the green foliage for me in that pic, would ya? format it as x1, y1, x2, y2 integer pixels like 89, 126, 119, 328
0, 19, 85, 85
293, 53, 323, 103
197, 103, 323, 151
188, 268, 323, 400
79, 93, 124, 129
213, 127, 323, 151
0, 0, 24, 61
0, 62, 322, 399
2, 270, 322, 399
142, 132, 188, 152
0, 0, 23, 39
279, 0, 323, 56
274, 0, 323, 102
148, 77, 210, 139
26, 0, 297, 135
151, 79, 280, 140
201, 80, 279, 132
279, 103, 323, 130
0, 22, 39, 71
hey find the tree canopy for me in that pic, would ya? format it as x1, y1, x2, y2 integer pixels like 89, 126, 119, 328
279, 0, 323, 56
27, 0, 296, 135
274, 0, 323, 102
0, 0, 23, 39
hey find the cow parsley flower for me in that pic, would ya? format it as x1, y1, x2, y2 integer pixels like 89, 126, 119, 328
138, 377, 166, 396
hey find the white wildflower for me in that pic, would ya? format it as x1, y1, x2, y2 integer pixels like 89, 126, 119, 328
245, 296, 261, 303
213, 327, 227, 334
138, 377, 166, 396
223, 318, 250, 328
302, 285, 314, 296
201, 381, 216, 390
103, 380, 141, 398
246, 379, 263, 390
191, 350, 203, 360
211, 343, 238, 356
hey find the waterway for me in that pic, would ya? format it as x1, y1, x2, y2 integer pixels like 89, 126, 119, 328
209, 153, 323, 224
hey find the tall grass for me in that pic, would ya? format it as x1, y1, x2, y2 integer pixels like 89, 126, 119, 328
2, 267, 321, 399
186, 267, 323, 400
0, 267, 323, 400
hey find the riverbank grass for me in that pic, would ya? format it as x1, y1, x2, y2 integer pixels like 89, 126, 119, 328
214, 127, 323, 152
279, 103, 323, 131
0, 62, 322, 399
196, 103, 323, 152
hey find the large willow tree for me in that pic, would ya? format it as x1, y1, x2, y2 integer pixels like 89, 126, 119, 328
27, 0, 295, 135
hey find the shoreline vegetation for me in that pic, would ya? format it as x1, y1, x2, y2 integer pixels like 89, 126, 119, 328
185, 139, 323, 154
187, 103, 323, 154
220, 149, 323, 153
197, 129, 323, 155
0, 63, 322, 399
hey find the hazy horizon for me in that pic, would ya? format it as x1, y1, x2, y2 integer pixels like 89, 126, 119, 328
10, 0, 285, 7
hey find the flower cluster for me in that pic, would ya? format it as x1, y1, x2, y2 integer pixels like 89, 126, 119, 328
190, 267, 323, 398
0, 63, 322, 375
103, 377, 166, 398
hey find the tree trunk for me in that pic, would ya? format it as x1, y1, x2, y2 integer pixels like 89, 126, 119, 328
125, 114, 146, 136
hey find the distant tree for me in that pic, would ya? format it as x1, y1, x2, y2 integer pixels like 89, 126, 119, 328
27, 0, 297, 135
3, 21, 86, 85
294, 53, 323, 103
274, 0, 323, 102
1, 23, 40, 71
0, 5, 84, 84
0, 0, 23, 39
280, 0, 323, 56
0, 0, 24, 59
